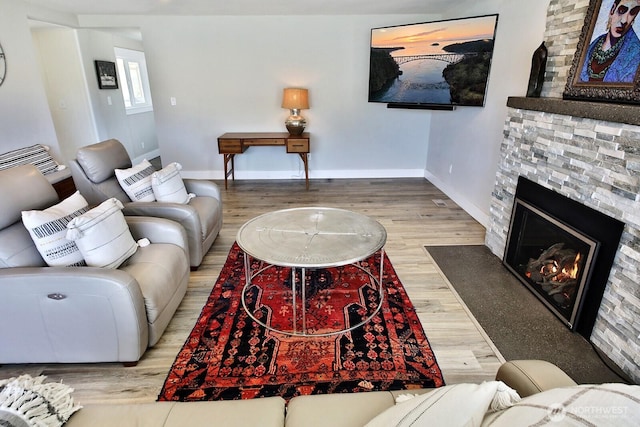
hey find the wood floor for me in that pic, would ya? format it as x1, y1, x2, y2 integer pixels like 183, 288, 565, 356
0, 178, 503, 404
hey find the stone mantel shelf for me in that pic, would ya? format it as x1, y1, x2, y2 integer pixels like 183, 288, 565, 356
507, 97, 640, 127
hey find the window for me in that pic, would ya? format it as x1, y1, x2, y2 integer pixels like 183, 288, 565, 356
114, 47, 153, 114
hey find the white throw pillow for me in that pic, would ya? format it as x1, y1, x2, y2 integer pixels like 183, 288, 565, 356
21, 191, 89, 267
65, 198, 138, 269
151, 162, 194, 204
115, 159, 156, 202
365, 382, 520, 427
482, 383, 640, 426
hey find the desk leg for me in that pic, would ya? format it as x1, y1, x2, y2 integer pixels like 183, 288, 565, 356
299, 153, 309, 190
223, 154, 235, 190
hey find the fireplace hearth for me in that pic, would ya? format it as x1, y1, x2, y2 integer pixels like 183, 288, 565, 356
502, 177, 624, 338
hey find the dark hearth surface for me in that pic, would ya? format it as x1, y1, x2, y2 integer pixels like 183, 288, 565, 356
426, 245, 629, 385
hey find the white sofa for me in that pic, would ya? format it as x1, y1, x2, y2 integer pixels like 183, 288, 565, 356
64, 360, 640, 427
0, 165, 190, 364
69, 139, 222, 269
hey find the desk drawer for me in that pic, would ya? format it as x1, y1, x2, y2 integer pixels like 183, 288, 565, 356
286, 139, 309, 153
218, 139, 244, 153
245, 138, 285, 146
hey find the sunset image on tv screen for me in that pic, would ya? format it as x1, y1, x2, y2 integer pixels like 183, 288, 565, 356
369, 14, 499, 107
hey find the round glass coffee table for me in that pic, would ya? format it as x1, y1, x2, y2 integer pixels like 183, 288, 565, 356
236, 207, 387, 336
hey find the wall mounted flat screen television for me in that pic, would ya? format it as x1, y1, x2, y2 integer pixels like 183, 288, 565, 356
369, 14, 499, 109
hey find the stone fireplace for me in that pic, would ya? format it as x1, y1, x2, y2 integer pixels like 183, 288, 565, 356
486, 0, 640, 383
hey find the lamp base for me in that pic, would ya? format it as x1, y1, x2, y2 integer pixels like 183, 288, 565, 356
286, 124, 306, 135
285, 111, 307, 135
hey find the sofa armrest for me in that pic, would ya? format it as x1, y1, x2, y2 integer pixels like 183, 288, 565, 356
184, 179, 222, 201
0, 267, 148, 363
122, 203, 199, 240
126, 216, 189, 254
122, 202, 197, 221
496, 360, 577, 398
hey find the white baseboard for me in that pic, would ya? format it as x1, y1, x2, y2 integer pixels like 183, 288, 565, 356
181, 168, 426, 180
424, 171, 489, 228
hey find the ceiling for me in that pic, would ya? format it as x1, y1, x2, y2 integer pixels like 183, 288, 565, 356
24, 0, 475, 16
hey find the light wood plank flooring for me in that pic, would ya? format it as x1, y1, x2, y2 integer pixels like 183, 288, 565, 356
0, 178, 503, 404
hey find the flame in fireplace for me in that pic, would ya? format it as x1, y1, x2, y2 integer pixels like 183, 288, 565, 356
536, 252, 581, 283
564, 252, 581, 279
523, 243, 584, 309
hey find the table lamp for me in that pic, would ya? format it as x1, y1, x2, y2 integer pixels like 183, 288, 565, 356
281, 88, 309, 135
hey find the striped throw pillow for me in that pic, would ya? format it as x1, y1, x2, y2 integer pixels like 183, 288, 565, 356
66, 198, 138, 269
151, 162, 194, 204
115, 159, 156, 202
0, 144, 59, 175
21, 191, 89, 267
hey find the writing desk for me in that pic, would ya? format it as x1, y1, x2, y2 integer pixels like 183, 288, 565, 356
217, 132, 310, 190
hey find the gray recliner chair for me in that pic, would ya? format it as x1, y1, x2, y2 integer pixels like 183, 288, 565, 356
69, 139, 223, 269
0, 165, 190, 364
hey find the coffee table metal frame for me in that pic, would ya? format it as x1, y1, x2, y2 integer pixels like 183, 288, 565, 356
236, 207, 387, 337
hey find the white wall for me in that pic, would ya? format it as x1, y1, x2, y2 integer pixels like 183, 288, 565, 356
76, 29, 160, 162
82, 14, 440, 179
31, 24, 159, 164
32, 27, 98, 162
425, 0, 550, 225
0, 0, 61, 160
82, 4, 550, 223
3, 0, 551, 229
1, 1, 159, 165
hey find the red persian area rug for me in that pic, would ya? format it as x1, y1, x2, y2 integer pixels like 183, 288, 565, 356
158, 242, 444, 401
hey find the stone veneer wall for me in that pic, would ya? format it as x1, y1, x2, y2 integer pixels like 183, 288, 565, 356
485, 0, 640, 383
540, 0, 591, 98
487, 107, 640, 383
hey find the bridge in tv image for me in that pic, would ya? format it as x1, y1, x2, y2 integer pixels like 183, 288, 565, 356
393, 53, 476, 66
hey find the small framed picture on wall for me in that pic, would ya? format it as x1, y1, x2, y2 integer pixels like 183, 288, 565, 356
95, 60, 119, 89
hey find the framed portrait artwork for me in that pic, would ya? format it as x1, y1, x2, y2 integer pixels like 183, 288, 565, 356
564, 0, 640, 104
94, 60, 119, 89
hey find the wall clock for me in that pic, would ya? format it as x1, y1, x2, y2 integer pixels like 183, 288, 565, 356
0, 42, 5, 87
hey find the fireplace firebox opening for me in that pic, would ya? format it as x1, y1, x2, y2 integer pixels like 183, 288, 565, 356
504, 199, 599, 330
502, 177, 624, 339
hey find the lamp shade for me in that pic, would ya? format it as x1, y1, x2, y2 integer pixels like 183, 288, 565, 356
281, 88, 309, 110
